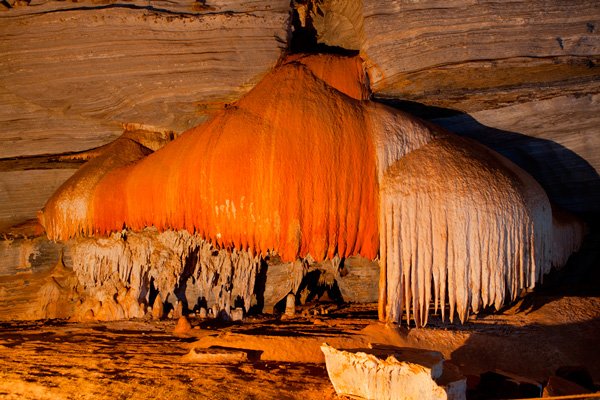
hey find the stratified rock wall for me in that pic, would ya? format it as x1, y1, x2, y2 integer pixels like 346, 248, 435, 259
0, 0, 290, 158
357, 0, 600, 218
361, 1, 599, 107
0, 237, 79, 320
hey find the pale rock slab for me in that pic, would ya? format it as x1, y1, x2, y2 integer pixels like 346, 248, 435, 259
321, 343, 466, 400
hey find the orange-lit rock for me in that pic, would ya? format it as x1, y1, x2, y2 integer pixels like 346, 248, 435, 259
43, 56, 382, 263
39, 55, 584, 326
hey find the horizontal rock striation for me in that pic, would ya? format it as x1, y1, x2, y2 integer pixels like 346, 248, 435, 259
0, 0, 290, 231
361, 1, 599, 107
357, 0, 600, 219
0, 0, 290, 158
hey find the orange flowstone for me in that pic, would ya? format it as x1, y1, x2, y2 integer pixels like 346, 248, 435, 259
87, 58, 379, 262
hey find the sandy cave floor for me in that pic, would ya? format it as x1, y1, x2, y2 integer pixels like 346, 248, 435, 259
0, 294, 599, 400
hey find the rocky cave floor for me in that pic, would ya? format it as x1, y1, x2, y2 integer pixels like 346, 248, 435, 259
1, 292, 599, 400
0, 232, 599, 400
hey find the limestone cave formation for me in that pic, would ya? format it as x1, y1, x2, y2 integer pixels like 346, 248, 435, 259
1, 0, 599, 399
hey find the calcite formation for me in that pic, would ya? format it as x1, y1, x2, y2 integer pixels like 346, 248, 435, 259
38, 54, 584, 325
320, 344, 466, 400
68, 228, 259, 321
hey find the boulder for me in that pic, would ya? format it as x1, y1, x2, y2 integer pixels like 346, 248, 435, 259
321, 343, 466, 400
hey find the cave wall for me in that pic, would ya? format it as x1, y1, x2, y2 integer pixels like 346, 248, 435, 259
340, 0, 599, 219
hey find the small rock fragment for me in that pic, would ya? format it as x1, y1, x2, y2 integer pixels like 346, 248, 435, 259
543, 376, 592, 397
555, 366, 596, 391
198, 307, 207, 319
182, 347, 249, 364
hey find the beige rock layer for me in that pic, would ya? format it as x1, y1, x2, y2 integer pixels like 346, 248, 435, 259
360, 0, 599, 106
0, 0, 290, 158
0, 0, 290, 232
0, 169, 77, 232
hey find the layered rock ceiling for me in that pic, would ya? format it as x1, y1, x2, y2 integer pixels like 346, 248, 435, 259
0, 0, 598, 324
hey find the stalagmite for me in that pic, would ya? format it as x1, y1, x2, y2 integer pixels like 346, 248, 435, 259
173, 316, 192, 334
39, 54, 584, 326
285, 293, 296, 317
152, 295, 164, 320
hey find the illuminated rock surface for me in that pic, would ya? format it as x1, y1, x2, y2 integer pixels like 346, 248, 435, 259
0, 5, 597, 399
321, 343, 466, 400
34, 55, 585, 326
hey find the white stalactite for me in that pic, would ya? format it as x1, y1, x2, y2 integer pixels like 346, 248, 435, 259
69, 228, 260, 320
378, 134, 565, 326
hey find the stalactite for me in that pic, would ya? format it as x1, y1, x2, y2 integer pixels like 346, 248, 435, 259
379, 134, 556, 326
69, 228, 259, 320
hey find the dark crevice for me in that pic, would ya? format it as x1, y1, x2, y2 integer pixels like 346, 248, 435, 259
0, 153, 86, 172
289, 0, 358, 55
19, 3, 258, 18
